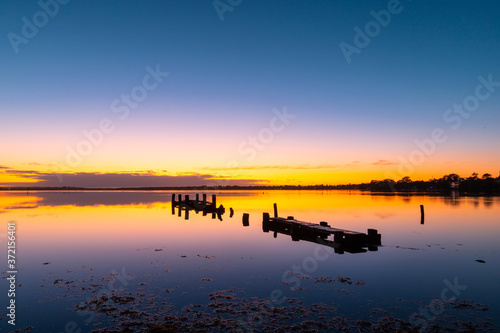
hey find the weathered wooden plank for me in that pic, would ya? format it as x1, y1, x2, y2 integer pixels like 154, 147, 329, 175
270, 217, 364, 235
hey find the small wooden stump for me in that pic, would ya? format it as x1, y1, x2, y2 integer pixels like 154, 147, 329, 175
262, 213, 270, 233
242, 213, 249, 227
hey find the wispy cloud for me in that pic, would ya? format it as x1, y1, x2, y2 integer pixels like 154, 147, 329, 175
5, 169, 41, 177
202, 164, 342, 171
203, 161, 367, 172
372, 160, 397, 166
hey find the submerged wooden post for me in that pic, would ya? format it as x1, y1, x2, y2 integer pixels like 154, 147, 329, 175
242, 213, 249, 227
263, 212, 270, 222
367, 229, 381, 245
230, 207, 234, 218
171, 194, 176, 215
185, 208, 189, 220
273, 203, 278, 218
262, 212, 270, 233
420, 204, 425, 225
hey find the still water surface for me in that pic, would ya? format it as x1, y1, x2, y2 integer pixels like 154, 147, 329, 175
1, 190, 498, 332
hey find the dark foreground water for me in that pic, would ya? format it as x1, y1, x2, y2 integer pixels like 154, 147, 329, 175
1, 190, 499, 332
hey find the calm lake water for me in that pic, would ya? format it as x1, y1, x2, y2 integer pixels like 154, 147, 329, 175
1, 190, 499, 332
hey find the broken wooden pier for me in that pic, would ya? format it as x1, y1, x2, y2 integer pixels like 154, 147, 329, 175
171, 193, 226, 220
262, 204, 381, 254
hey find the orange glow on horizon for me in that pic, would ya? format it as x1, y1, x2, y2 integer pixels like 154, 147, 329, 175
0, 160, 498, 187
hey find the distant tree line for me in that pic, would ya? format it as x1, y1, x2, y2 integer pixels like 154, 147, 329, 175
356, 172, 500, 193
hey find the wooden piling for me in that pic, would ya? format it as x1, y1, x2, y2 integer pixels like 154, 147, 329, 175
171, 194, 175, 215
185, 209, 189, 220
367, 229, 381, 245
185, 194, 189, 203
420, 204, 425, 224
262, 213, 270, 233
242, 213, 249, 227
196, 193, 199, 202
203, 194, 207, 205
273, 203, 278, 218
263, 212, 270, 223
212, 195, 216, 208
230, 207, 234, 218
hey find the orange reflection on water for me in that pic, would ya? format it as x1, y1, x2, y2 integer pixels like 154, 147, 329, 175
1, 191, 499, 257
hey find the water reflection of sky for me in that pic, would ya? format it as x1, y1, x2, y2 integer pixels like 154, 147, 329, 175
1, 191, 499, 332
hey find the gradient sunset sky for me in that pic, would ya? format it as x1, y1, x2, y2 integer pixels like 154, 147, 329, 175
1, 0, 499, 187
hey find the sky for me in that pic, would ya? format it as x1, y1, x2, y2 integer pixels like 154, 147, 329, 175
1, 0, 499, 187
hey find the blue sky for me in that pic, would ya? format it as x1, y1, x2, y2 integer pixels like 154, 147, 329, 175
1, 0, 499, 186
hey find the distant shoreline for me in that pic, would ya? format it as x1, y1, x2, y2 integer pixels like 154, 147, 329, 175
1, 186, 499, 196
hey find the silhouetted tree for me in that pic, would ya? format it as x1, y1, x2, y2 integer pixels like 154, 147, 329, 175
469, 172, 479, 180
399, 176, 412, 183
442, 174, 460, 182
